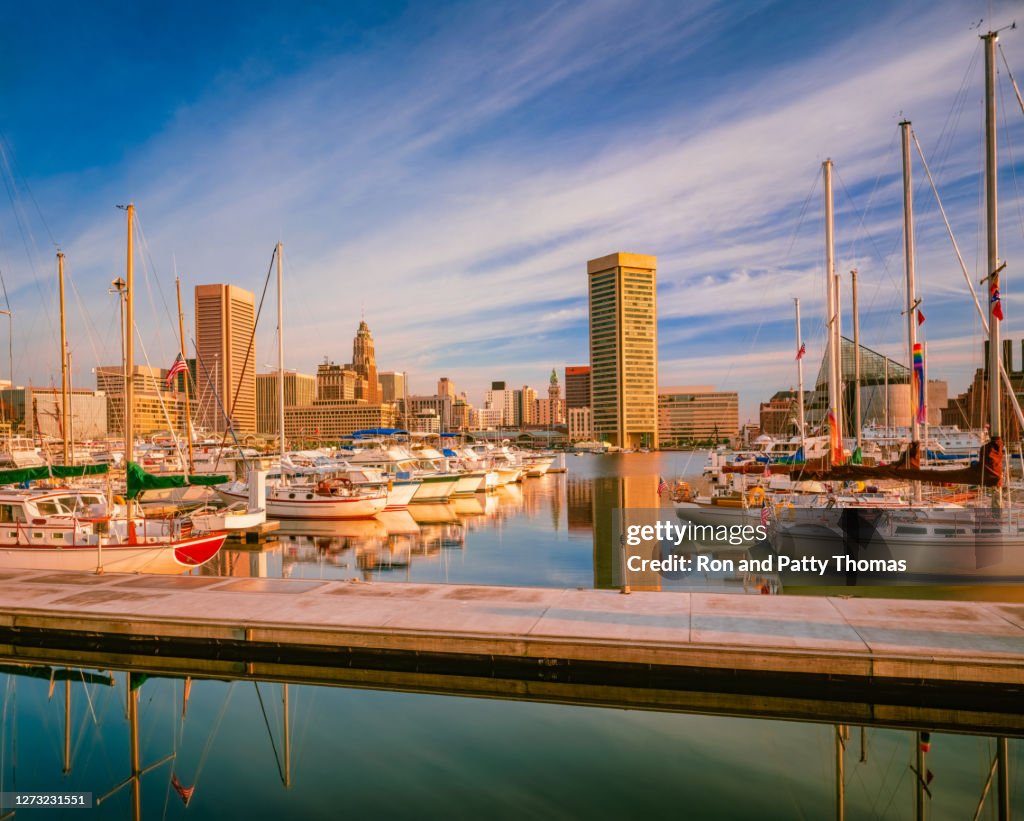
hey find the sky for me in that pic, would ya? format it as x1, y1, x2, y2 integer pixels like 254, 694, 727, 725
1, 0, 1024, 421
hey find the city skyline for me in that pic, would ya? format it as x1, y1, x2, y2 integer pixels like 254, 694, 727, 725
0, 1, 1023, 422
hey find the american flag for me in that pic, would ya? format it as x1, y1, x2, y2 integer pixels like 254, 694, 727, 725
170, 773, 195, 807
657, 477, 668, 496
760, 504, 770, 528
165, 353, 188, 389
795, 342, 806, 360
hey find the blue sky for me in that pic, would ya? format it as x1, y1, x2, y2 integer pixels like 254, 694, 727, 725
1, 0, 1023, 421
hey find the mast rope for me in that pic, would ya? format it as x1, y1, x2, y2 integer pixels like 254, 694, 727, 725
999, 42, 1024, 119
913, 129, 1024, 430
253, 682, 286, 785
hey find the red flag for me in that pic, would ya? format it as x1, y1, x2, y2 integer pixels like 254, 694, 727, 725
171, 773, 195, 807
916, 309, 925, 325
795, 342, 806, 360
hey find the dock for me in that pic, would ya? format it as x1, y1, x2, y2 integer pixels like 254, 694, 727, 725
0, 569, 1021, 735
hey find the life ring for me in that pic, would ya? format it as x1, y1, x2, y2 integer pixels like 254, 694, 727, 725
113, 495, 126, 505
745, 487, 766, 507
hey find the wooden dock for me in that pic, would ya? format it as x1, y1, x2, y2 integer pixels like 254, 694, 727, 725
0, 569, 1021, 734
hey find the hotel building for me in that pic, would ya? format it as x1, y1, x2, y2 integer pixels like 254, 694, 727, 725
195, 284, 257, 435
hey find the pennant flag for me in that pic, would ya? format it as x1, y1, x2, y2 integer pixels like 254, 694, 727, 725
826, 409, 843, 464
991, 272, 1004, 321
165, 353, 188, 389
171, 773, 195, 807
795, 342, 806, 360
917, 308, 925, 325
912, 343, 926, 425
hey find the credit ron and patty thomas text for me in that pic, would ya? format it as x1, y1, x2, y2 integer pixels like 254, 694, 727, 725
622, 522, 907, 575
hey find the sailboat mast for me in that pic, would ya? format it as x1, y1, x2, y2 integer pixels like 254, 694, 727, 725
984, 32, 1001, 444
900, 122, 920, 445
176, 277, 194, 473
851, 269, 861, 451
823, 160, 841, 450
277, 242, 286, 481
125, 204, 135, 466
900, 121, 922, 503
794, 298, 805, 445
58, 251, 69, 465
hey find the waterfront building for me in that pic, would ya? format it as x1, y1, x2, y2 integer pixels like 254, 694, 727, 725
942, 339, 1024, 438
587, 253, 659, 448
537, 369, 566, 426
96, 364, 187, 436
484, 381, 517, 427
451, 395, 472, 431
379, 371, 408, 425
316, 360, 359, 401
565, 365, 591, 410
0, 387, 108, 440
410, 409, 441, 434
518, 386, 538, 426
568, 406, 593, 442
758, 390, 812, 437
437, 377, 456, 400
256, 371, 316, 435
471, 407, 503, 430
195, 284, 257, 435
658, 386, 738, 445
283, 400, 397, 441
409, 394, 452, 431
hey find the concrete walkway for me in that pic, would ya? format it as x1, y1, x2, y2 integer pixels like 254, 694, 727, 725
0, 569, 1019, 693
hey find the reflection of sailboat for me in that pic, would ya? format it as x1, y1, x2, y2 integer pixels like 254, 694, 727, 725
376, 509, 420, 536
276, 517, 389, 540
409, 503, 458, 524
452, 495, 485, 517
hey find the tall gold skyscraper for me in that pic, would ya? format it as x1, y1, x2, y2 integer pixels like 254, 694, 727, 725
195, 284, 257, 435
587, 252, 658, 448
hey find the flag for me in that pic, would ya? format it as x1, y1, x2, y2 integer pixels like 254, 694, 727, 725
657, 477, 668, 496
826, 409, 842, 464
991, 272, 1004, 321
171, 773, 195, 807
760, 504, 769, 528
912, 343, 926, 425
165, 353, 187, 389
795, 342, 806, 360
917, 308, 925, 325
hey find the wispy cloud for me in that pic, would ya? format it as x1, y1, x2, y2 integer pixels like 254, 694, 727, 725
2, 0, 1022, 420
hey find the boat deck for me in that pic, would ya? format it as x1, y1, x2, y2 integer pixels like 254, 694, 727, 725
0, 570, 1021, 733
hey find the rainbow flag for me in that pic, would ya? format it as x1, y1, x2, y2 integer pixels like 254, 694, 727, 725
912, 342, 926, 425
826, 408, 843, 464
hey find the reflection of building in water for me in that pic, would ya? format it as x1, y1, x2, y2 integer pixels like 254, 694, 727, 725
592, 475, 661, 591
566, 475, 593, 535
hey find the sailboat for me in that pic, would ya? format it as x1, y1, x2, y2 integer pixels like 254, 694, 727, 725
215, 243, 387, 521
768, 31, 1024, 581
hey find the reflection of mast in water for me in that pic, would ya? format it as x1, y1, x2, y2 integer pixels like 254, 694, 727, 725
96, 674, 175, 821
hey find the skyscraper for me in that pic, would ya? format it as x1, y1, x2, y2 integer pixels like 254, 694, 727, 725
350, 320, 382, 403
195, 284, 257, 435
587, 252, 658, 448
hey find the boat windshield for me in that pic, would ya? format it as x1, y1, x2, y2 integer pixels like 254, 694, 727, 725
33, 499, 71, 516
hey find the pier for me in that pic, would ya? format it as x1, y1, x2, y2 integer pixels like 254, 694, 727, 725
0, 569, 1021, 735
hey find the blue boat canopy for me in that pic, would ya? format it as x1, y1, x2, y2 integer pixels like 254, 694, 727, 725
442, 448, 457, 457
347, 428, 409, 437
439, 432, 460, 438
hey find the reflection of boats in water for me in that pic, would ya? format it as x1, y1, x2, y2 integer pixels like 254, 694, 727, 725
276, 517, 389, 540
409, 503, 458, 524
452, 495, 486, 518
377, 510, 421, 535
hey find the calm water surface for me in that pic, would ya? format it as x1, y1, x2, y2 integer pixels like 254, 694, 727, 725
1, 453, 1019, 819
